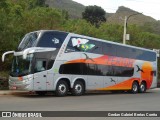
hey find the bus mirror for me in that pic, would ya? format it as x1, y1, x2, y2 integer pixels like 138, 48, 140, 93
23, 48, 32, 59
2, 51, 15, 62
23, 53, 27, 59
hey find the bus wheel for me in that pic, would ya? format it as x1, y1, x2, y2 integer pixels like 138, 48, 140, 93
71, 81, 85, 96
139, 82, 146, 93
55, 81, 68, 97
36, 91, 47, 96
131, 81, 139, 94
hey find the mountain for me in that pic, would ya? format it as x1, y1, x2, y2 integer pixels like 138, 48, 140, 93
45, 0, 85, 18
45, 1, 157, 27
45, 0, 112, 19
107, 6, 156, 25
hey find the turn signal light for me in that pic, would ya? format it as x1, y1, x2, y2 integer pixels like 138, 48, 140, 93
18, 77, 23, 81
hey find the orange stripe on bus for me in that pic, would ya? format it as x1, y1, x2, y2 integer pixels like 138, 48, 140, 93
66, 55, 135, 68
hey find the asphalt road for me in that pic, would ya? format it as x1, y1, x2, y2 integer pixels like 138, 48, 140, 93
0, 88, 160, 120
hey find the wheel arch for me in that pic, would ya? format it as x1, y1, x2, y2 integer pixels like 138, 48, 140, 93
140, 80, 147, 86
54, 77, 71, 90
132, 80, 139, 86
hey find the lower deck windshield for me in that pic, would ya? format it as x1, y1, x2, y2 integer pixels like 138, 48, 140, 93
10, 54, 33, 77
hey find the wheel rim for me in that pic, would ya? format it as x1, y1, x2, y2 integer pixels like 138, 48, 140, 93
75, 84, 82, 94
58, 84, 66, 94
140, 84, 145, 92
133, 84, 138, 92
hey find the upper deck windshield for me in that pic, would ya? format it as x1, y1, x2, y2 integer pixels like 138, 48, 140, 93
18, 31, 68, 51
18, 32, 39, 51
10, 54, 33, 77
36, 31, 68, 48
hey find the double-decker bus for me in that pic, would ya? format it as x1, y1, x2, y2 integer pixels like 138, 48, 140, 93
2, 30, 157, 96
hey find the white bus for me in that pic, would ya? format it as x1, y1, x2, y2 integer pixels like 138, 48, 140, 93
2, 30, 157, 96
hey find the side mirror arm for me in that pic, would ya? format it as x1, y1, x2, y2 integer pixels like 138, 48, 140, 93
2, 51, 15, 62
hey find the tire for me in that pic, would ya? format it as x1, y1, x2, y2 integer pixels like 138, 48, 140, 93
131, 81, 139, 94
71, 81, 85, 96
36, 91, 47, 96
55, 81, 68, 97
139, 82, 146, 93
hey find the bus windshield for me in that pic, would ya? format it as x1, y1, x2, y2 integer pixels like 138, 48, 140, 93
18, 32, 39, 51
36, 31, 68, 48
17, 31, 69, 51
10, 54, 33, 77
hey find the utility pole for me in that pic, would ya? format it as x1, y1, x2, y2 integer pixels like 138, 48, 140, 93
123, 16, 127, 44
123, 12, 142, 44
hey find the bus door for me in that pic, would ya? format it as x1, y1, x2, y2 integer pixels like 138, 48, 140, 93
33, 59, 47, 91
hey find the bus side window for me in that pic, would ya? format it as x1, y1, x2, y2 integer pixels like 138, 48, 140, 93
47, 60, 54, 70
65, 38, 80, 53
116, 46, 131, 58
65, 37, 102, 54
87, 40, 102, 54
102, 43, 116, 56
35, 60, 46, 72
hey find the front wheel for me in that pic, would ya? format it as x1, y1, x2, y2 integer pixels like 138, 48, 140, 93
55, 81, 68, 97
131, 82, 139, 94
139, 82, 146, 93
71, 81, 85, 96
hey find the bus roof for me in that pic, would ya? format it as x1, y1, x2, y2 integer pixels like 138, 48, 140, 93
29, 30, 156, 53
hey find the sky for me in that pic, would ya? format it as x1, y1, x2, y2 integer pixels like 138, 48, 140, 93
72, 0, 160, 20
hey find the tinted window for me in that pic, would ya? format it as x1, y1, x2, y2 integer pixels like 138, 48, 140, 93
116, 45, 156, 61
136, 50, 156, 61
59, 63, 82, 74
65, 37, 102, 54
87, 40, 102, 54
102, 43, 116, 56
59, 63, 134, 77
47, 60, 54, 70
66, 36, 156, 61
37, 31, 68, 48
34, 59, 46, 73
65, 38, 80, 52
116, 46, 139, 59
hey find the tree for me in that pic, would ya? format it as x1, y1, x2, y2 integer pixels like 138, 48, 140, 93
82, 5, 106, 27
28, 0, 47, 9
